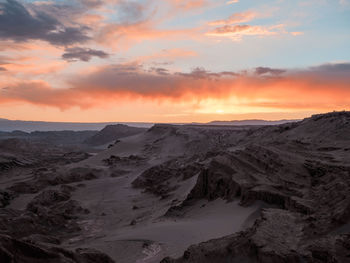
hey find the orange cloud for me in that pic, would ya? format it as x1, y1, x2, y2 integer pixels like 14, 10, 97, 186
2, 58, 67, 76
208, 11, 257, 26
2, 83, 97, 111
0, 41, 66, 76
1, 63, 349, 114
206, 24, 284, 41
227, 0, 239, 4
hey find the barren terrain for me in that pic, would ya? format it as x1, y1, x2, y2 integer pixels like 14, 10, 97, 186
1, 111, 350, 263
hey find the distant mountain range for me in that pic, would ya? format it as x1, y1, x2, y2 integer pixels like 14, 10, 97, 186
0, 118, 300, 132
0, 118, 153, 132
0, 124, 147, 147
204, 119, 300, 126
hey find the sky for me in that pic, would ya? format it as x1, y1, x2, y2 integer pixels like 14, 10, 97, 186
0, 0, 349, 122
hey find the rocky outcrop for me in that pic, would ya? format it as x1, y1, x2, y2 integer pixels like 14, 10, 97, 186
0, 190, 14, 208
0, 157, 26, 171
0, 234, 114, 263
162, 151, 350, 261
132, 158, 202, 198
154, 113, 350, 262
185, 159, 240, 201
163, 209, 350, 263
163, 148, 313, 215
9, 167, 103, 194
0, 136, 93, 167
103, 155, 145, 167
0, 187, 88, 241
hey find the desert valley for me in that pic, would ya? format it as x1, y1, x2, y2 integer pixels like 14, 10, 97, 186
0, 111, 349, 262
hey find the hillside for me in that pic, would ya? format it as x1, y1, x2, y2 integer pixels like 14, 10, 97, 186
83, 124, 147, 146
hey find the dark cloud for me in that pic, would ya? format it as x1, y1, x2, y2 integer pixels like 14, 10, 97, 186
150, 67, 169, 75
177, 67, 215, 79
70, 64, 180, 95
62, 47, 109, 62
29, 1, 82, 24
0, 67, 6, 71
61, 64, 238, 100
177, 67, 238, 79
291, 63, 350, 82
255, 67, 286, 75
0, 0, 90, 46
310, 63, 350, 73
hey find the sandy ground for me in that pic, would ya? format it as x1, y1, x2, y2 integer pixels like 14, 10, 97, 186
64, 173, 261, 262
52, 132, 264, 263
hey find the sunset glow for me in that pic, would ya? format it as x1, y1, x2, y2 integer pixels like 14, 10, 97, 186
0, 0, 349, 122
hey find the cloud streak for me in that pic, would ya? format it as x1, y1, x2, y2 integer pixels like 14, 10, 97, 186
227, 0, 239, 4
208, 11, 257, 26
206, 24, 284, 40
